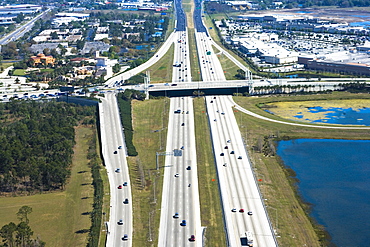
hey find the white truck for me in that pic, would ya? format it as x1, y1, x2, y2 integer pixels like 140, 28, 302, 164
240, 231, 253, 246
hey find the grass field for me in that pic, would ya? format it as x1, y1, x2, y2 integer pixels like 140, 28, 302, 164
148, 44, 174, 83
233, 92, 370, 246
127, 98, 169, 246
215, 47, 240, 80
188, 28, 202, 82
12, 69, 26, 76
193, 97, 227, 246
0, 126, 95, 247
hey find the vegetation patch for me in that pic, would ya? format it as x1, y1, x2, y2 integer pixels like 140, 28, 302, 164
148, 44, 174, 83
193, 97, 226, 246
127, 98, 169, 245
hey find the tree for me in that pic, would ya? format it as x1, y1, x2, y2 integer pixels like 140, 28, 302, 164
0, 222, 17, 247
15, 221, 33, 247
17, 206, 33, 224
50, 32, 59, 40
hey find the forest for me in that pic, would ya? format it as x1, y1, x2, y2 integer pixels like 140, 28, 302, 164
0, 100, 96, 194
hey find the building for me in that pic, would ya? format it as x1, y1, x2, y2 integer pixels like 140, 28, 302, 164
0, 4, 42, 15
29, 54, 55, 66
81, 41, 112, 54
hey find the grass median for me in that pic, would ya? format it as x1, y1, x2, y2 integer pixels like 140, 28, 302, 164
0, 126, 96, 247
233, 92, 370, 246
127, 98, 169, 246
194, 97, 226, 246
148, 44, 174, 83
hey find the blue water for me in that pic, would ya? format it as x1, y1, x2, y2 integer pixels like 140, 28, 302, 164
350, 21, 370, 27
307, 106, 370, 125
277, 139, 370, 247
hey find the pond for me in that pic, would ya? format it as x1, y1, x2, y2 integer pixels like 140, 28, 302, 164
277, 139, 370, 247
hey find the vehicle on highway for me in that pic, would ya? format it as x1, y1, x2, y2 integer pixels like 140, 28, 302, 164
181, 123, 185, 126
248, 211, 253, 215
188, 184, 191, 187
220, 153, 224, 156
186, 166, 191, 170
123, 198, 129, 204
227, 140, 231, 143
230, 151, 235, 154
210, 100, 213, 103
221, 112, 225, 115
174, 173, 179, 177
114, 151, 118, 154
238, 156, 242, 159
118, 146, 122, 149
223, 163, 227, 167
231, 208, 237, 212
186, 111, 189, 114
171, 84, 177, 86
117, 219, 123, 225
181, 146, 184, 150
122, 234, 128, 241
174, 109, 181, 114
118, 185, 123, 189
115, 168, 121, 173
173, 212, 179, 218
123, 182, 128, 186
225, 146, 228, 149
239, 209, 245, 213
240, 231, 253, 247
181, 220, 187, 226
189, 235, 195, 241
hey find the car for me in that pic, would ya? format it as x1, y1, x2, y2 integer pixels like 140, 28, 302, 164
220, 153, 224, 156
181, 123, 185, 126
223, 163, 227, 167
221, 112, 225, 115
118, 185, 123, 189
181, 220, 187, 226
175, 173, 179, 177
214, 119, 217, 122
123, 182, 128, 186
122, 234, 128, 241
164, 83, 169, 86
156, 55, 158, 57
213, 97, 216, 99
230, 151, 235, 154
180, 146, 184, 150
224, 146, 228, 149
210, 100, 213, 103
123, 198, 129, 204
117, 219, 123, 225
248, 211, 253, 215
231, 208, 237, 212
189, 235, 195, 241
114, 151, 118, 154
238, 156, 242, 159
227, 140, 231, 143
118, 146, 122, 149
171, 84, 177, 86
239, 209, 244, 213
115, 168, 121, 173
186, 166, 191, 170
173, 212, 179, 218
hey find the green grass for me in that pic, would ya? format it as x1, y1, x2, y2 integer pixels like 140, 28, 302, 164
194, 97, 226, 246
188, 28, 202, 81
0, 126, 95, 247
214, 46, 240, 80
128, 98, 169, 247
233, 92, 370, 246
12, 69, 26, 76
148, 44, 174, 83
1, 62, 13, 70
40, 68, 54, 73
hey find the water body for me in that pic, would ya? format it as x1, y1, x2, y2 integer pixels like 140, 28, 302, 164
277, 139, 370, 247
299, 106, 370, 126
350, 21, 370, 27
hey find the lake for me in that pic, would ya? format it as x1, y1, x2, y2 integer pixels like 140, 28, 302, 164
277, 139, 370, 247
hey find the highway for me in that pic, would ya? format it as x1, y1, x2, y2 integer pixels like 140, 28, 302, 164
207, 95, 277, 246
0, 8, 51, 45
99, 93, 133, 247
158, 97, 202, 247
172, 31, 191, 83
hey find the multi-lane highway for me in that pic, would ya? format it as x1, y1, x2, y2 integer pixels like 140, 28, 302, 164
158, 97, 202, 246
99, 93, 132, 247
172, 31, 191, 83
207, 95, 277, 246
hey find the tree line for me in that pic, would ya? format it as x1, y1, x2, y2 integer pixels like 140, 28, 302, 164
0, 101, 96, 194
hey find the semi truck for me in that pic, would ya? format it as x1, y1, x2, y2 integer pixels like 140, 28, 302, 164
240, 231, 253, 246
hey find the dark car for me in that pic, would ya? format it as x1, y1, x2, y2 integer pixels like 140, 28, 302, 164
117, 219, 123, 225
181, 220, 187, 226
224, 146, 228, 149
114, 151, 118, 154
239, 209, 244, 213
220, 153, 224, 156
122, 234, 128, 241
186, 166, 191, 170
189, 235, 195, 241
181, 123, 185, 126
123, 198, 129, 204
118, 185, 122, 189
230, 151, 235, 154
173, 212, 179, 218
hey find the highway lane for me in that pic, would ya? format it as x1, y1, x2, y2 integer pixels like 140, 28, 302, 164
206, 95, 277, 247
99, 93, 133, 247
173, 31, 191, 83
158, 97, 201, 247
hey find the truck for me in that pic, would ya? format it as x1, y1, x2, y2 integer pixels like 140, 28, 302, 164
240, 231, 253, 246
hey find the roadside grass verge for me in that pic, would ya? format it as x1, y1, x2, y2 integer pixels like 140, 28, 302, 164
194, 97, 226, 246
127, 98, 169, 246
233, 92, 370, 246
0, 126, 95, 247
148, 44, 174, 83
213, 46, 240, 80
1, 62, 13, 70
188, 28, 201, 82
